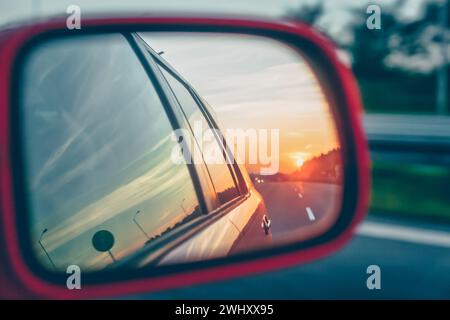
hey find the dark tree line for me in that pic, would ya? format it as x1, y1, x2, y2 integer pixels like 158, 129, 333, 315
286, 0, 449, 113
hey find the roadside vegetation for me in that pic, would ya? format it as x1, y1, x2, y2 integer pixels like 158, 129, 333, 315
370, 162, 450, 222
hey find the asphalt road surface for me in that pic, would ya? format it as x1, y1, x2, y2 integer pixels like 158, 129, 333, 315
254, 181, 342, 242
132, 206, 450, 299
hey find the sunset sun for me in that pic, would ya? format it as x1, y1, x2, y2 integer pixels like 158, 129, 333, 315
292, 152, 310, 170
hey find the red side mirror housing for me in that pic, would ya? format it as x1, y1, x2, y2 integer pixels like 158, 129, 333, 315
0, 16, 370, 299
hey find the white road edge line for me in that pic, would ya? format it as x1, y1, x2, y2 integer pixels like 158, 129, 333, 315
357, 221, 450, 248
306, 207, 316, 221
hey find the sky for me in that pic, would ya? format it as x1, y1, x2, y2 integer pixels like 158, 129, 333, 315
143, 32, 340, 174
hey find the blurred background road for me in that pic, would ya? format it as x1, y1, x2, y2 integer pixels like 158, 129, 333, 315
136, 214, 450, 299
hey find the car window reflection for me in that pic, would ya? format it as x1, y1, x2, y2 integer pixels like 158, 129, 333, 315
22, 34, 200, 271
158, 66, 239, 206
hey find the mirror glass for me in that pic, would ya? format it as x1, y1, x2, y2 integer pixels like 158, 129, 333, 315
19, 31, 343, 273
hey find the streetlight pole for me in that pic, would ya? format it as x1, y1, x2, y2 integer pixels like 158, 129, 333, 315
38, 228, 56, 270
133, 210, 150, 240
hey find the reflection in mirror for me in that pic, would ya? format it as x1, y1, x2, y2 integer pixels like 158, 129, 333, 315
20, 31, 343, 273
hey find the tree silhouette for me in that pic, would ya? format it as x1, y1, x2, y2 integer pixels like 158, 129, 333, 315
285, 0, 449, 113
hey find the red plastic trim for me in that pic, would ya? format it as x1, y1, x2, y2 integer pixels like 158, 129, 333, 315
0, 16, 370, 299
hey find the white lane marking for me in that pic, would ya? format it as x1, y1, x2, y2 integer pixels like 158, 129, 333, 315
357, 221, 450, 248
306, 207, 316, 221
298, 193, 303, 199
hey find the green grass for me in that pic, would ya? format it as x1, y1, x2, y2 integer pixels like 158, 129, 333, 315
370, 162, 450, 223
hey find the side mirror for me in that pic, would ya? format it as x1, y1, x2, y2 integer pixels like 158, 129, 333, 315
0, 17, 370, 298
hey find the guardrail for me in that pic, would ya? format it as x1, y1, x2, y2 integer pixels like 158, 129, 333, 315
363, 114, 450, 165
